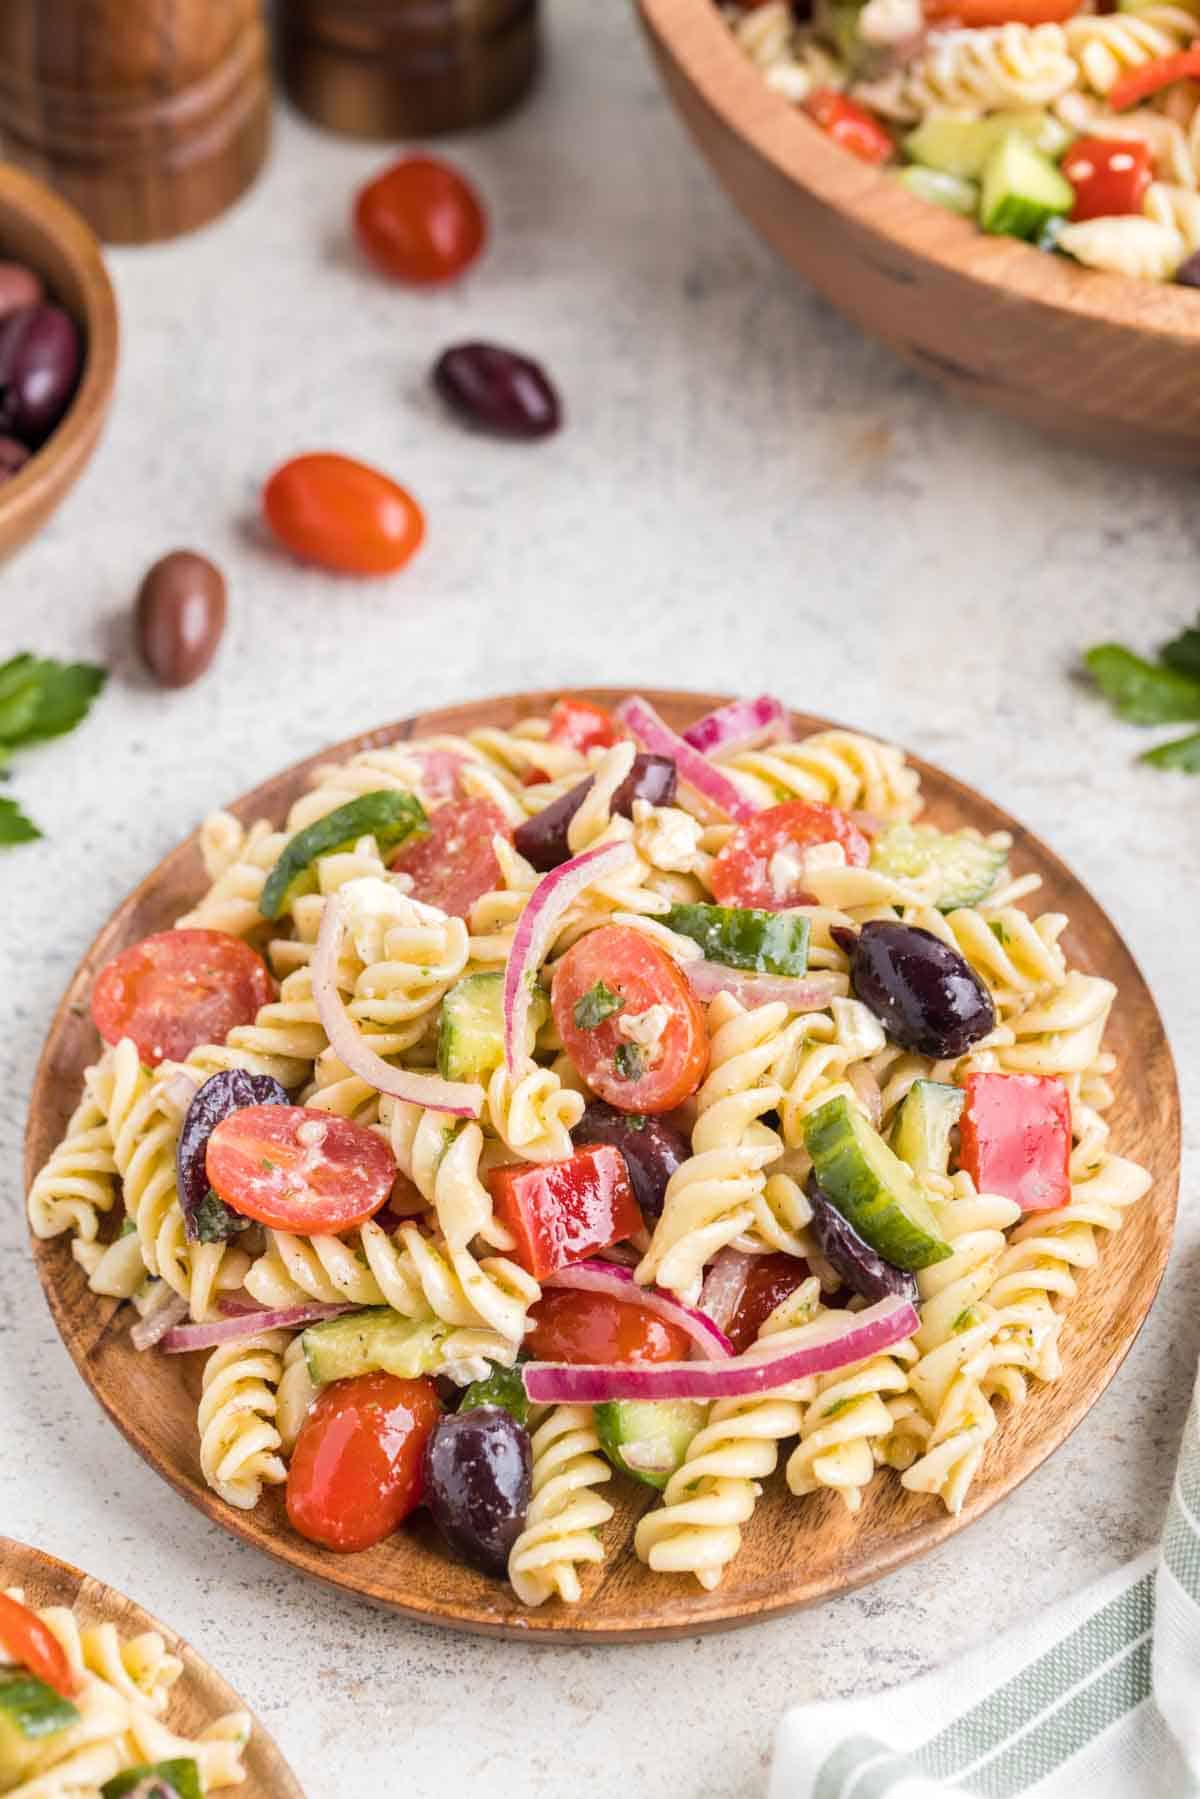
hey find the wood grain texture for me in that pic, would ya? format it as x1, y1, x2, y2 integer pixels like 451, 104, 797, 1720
0, 1537, 304, 1797
23, 689, 1180, 1642
639, 0, 1200, 466
278, 0, 540, 140
0, 0, 272, 245
0, 163, 117, 562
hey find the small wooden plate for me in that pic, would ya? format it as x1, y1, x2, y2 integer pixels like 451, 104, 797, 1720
0, 1536, 304, 1796
24, 690, 1180, 1642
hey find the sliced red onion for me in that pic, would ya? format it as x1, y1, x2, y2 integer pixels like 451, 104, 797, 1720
698, 1247, 756, 1333
615, 695, 758, 823
313, 888, 484, 1117
686, 963, 846, 1011
682, 694, 790, 759
851, 810, 882, 837
547, 1260, 732, 1360
502, 838, 639, 1075
129, 1292, 189, 1352
523, 1296, 918, 1403
161, 1301, 354, 1354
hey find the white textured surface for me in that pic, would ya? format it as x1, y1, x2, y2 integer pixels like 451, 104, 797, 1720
1, 7, 1197, 1797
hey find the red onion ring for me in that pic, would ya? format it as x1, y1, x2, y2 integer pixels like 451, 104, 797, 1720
129, 1292, 189, 1352
161, 1301, 355, 1354
547, 1260, 732, 1360
685, 963, 846, 1011
698, 1247, 757, 1333
682, 695, 790, 759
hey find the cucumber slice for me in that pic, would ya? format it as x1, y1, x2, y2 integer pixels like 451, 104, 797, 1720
803, 1095, 951, 1270
437, 971, 550, 1084
898, 166, 979, 217
459, 1359, 530, 1426
980, 133, 1073, 241
662, 903, 810, 975
0, 1673, 78, 1789
303, 1309, 452, 1384
595, 1399, 706, 1490
905, 111, 1069, 181
102, 1760, 202, 1799
869, 822, 1007, 910
891, 1079, 964, 1179
259, 790, 427, 920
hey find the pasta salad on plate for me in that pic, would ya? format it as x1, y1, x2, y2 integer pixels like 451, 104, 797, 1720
27, 691, 1151, 1612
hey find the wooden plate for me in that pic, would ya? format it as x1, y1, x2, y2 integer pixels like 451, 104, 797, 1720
24, 689, 1180, 1642
0, 1536, 304, 1796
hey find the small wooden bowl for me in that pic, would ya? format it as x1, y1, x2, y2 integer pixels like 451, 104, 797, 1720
639, 0, 1200, 464
0, 1537, 304, 1797
0, 165, 118, 563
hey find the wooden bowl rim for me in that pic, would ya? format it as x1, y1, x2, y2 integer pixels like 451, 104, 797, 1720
0, 1535, 305, 1797
0, 163, 119, 535
23, 687, 1180, 1642
639, 0, 1200, 342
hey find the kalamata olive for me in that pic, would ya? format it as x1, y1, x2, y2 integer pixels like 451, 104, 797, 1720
135, 549, 227, 688
433, 341, 561, 439
514, 753, 677, 872
1177, 250, 1200, 289
0, 262, 43, 322
177, 1069, 290, 1240
0, 435, 29, 482
0, 303, 82, 445
572, 1100, 689, 1222
841, 919, 995, 1059
423, 1405, 532, 1576
806, 1175, 917, 1304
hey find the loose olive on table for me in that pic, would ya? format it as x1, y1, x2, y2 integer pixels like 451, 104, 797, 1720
135, 550, 228, 688
433, 342, 561, 439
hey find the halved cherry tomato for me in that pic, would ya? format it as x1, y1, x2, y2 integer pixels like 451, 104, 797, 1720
804, 91, 895, 164
489, 1145, 644, 1280
710, 800, 869, 908
551, 924, 708, 1114
286, 1372, 441, 1552
725, 1253, 811, 1353
389, 797, 509, 919
91, 929, 274, 1067
354, 155, 486, 285
1109, 44, 1200, 112
547, 697, 621, 756
263, 454, 425, 576
1062, 136, 1152, 219
924, 0, 1080, 22
206, 1105, 395, 1232
959, 1072, 1071, 1213
526, 1287, 692, 1365
0, 1591, 78, 1699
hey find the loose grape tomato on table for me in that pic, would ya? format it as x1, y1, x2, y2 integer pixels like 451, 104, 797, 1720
286, 1371, 441, 1553
263, 454, 425, 576
710, 800, 870, 908
551, 924, 708, 1113
354, 155, 486, 285
526, 1287, 694, 1365
91, 929, 274, 1067
390, 796, 509, 918
0, 1591, 78, 1699
205, 1105, 395, 1233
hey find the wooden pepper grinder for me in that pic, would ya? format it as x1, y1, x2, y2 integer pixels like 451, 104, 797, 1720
279, 0, 540, 139
0, 0, 271, 245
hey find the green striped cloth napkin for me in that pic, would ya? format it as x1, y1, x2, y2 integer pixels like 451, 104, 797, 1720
770, 1370, 1200, 1799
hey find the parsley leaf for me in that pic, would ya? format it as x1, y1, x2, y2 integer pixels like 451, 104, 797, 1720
613, 1041, 644, 1081
192, 1190, 248, 1243
1141, 731, 1200, 773
0, 796, 41, 846
1160, 617, 1200, 682
1084, 644, 1200, 725
574, 980, 624, 1031
7, 658, 106, 746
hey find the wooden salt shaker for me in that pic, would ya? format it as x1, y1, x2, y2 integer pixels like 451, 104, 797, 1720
0, 0, 271, 245
279, 0, 540, 139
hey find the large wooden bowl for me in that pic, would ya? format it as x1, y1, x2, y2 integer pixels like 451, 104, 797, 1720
639, 0, 1200, 464
24, 690, 1179, 1641
0, 1537, 304, 1797
0, 164, 118, 562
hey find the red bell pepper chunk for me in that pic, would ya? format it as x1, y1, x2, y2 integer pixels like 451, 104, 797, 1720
1062, 137, 1152, 222
804, 90, 895, 165
1109, 43, 1200, 111
959, 1072, 1071, 1213
488, 1143, 643, 1280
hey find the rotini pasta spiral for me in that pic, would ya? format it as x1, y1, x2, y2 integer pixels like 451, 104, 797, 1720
175, 816, 286, 938
719, 728, 923, 821
197, 1329, 289, 1510
277, 1331, 318, 1453
900, 23, 1077, 112
26, 1055, 117, 1243
25, 1601, 182, 1717
507, 1405, 614, 1605
1058, 214, 1186, 279
382, 1097, 512, 1251
1065, 6, 1196, 95
786, 1332, 917, 1513
485, 1063, 585, 1164
1145, 180, 1200, 255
